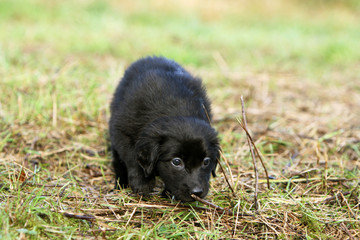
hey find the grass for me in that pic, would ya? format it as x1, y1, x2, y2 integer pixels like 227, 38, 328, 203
1, 0, 360, 239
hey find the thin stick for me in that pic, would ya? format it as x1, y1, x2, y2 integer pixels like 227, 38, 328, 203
340, 192, 357, 219
217, 152, 236, 196
219, 149, 235, 188
125, 207, 137, 227
83, 202, 240, 216
317, 190, 350, 205
233, 199, 241, 238
126, 196, 142, 227
264, 178, 348, 184
241, 96, 259, 211
341, 222, 354, 240
202, 104, 211, 124
27, 146, 106, 160
191, 194, 232, 215
238, 118, 270, 189
104, 197, 120, 220
62, 211, 96, 221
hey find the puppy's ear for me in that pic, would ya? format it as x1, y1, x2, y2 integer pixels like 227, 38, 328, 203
212, 159, 217, 177
212, 166, 217, 177
212, 147, 221, 178
135, 138, 159, 178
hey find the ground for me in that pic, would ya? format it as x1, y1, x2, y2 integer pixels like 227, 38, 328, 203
0, 0, 360, 239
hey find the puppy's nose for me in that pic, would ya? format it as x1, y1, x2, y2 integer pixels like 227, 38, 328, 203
191, 187, 204, 197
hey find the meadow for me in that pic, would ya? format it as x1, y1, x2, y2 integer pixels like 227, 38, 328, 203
1, 0, 360, 239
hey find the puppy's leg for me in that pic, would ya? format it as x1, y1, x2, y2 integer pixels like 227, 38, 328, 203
112, 148, 128, 189
127, 163, 155, 195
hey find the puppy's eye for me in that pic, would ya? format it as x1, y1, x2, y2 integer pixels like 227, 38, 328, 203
203, 157, 210, 166
171, 158, 183, 167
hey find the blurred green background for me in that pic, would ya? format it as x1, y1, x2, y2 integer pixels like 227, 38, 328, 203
0, 0, 359, 238
1, 0, 359, 75
1, 0, 359, 124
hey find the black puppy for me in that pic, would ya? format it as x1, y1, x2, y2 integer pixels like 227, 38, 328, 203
109, 56, 219, 202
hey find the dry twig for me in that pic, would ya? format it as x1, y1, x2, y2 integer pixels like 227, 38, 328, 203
340, 192, 357, 219
341, 222, 354, 240
237, 96, 272, 212
216, 153, 236, 196
237, 120, 270, 188
191, 194, 232, 215
240, 96, 259, 211
26, 146, 106, 160
61, 211, 96, 221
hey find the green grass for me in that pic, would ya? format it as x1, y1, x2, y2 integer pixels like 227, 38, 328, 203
1, 0, 360, 239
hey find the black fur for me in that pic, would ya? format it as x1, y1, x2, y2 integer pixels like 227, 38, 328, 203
109, 56, 219, 202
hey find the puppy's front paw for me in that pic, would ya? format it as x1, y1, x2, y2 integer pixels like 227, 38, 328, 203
129, 176, 155, 195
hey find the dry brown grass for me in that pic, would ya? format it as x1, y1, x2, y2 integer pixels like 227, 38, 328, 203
1, 66, 359, 238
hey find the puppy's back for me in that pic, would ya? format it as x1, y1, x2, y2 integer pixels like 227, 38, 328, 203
112, 57, 192, 106
110, 56, 212, 138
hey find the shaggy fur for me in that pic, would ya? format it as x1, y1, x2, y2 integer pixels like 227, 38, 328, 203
109, 56, 219, 202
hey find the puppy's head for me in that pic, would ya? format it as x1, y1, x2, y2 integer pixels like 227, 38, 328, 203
135, 117, 219, 202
